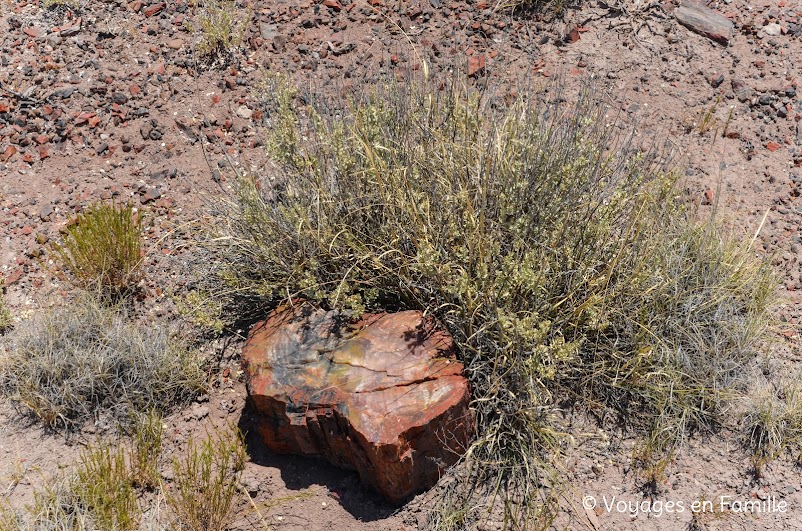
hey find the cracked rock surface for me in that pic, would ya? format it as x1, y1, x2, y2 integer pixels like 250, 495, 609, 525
241, 302, 472, 505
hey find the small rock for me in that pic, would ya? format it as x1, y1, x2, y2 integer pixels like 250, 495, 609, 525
563, 25, 580, 44
260, 23, 278, 40
1, 146, 17, 162
38, 204, 54, 221
52, 87, 75, 99
236, 105, 253, 119
762, 23, 782, 37
272, 35, 287, 52
330, 42, 356, 56
140, 122, 153, 140
59, 18, 82, 37
141, 188, 162, 203
167, 38, 184, 50
731, 79, 753, 103
239, 470, 261, 495
175, 118, 198, 142
144, 2, 165, 17
189, 404, 209, 420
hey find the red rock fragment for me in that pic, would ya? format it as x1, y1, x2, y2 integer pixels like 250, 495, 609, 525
468, 54, 486, 77
767, 141, 781, 152
565, 25, 580, 43
323, 0, 342, 10
242, 304, 472, 505
23, 27, 43, 39
144, 2, 165, 17
1, 145, 17, 162
5, 268, 22, 285
75, 112, 97, 125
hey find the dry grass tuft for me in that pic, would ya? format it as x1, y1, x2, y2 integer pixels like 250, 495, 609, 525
743, 375, 802, 473
0, 296, 207, 430
0, 415, 163, 530
0, 419, 252, 530
495, 0, 574, 18
166, 427, 247, 531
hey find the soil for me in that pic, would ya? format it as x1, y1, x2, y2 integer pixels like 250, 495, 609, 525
1, 0, 801, 529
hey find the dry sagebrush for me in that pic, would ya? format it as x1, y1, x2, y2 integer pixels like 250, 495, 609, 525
199, 76, 775, 528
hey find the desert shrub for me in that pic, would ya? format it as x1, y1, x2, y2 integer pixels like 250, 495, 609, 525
0, 280, 11, 333
42, 0, 80, 8
0, 296, 207, 430
174, 289, 226, 335
496, 0, 574, 18
203, 76, 775, 527
166, 428, 247, 531
744, 376, 802, 470
50, 202, 143, 300
190, 0, 249, 60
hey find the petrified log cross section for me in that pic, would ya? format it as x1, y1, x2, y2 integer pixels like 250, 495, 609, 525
242, 303, 472, 504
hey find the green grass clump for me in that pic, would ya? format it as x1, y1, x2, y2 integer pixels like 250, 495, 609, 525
166, 428, 247, 531
0, 296, 207, 430
50, 202, 143, 300
191, 0, 249, 61
127, 410, 165, 490
0, 419, 253, 531
71, 442, 140, 530
204, 75, 775, 527
0, 415, 163, 531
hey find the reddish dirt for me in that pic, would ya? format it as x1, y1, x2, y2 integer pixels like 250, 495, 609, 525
1, 0, 801, 529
